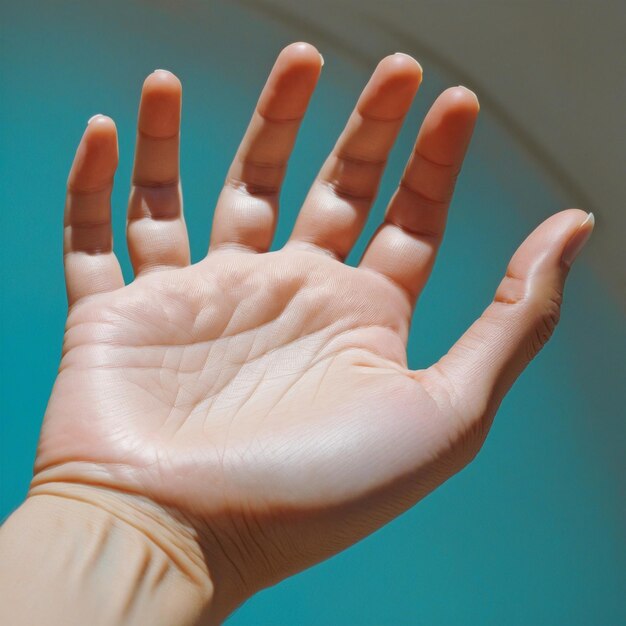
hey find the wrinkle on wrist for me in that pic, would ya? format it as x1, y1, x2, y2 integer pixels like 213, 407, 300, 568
0, 484, 216, 626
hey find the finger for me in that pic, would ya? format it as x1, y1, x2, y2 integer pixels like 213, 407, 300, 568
64, 115, 124, 307
287, 53, 422, 260
359, 87, 479, 301
424, 209, 594, 433
209, 42, 322, 253
127, 70, 189, 275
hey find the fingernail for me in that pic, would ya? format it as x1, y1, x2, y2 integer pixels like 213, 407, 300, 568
562, 212, 595, 267
87, 114, 103, 124
455, 85, 480, 110
394, 52, 417, 62
154, 68, 172, 74
319, 53, 324, 67
393, 52, 423, 76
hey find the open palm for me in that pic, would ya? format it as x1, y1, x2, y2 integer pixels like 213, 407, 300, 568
32, 43, 592, 613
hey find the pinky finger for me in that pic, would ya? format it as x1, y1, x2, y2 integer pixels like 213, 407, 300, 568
64, 115, 124, 307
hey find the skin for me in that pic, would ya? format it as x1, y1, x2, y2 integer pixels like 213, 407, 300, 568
0, 42, 593, 625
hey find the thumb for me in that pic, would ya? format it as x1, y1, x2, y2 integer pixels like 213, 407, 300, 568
429, 208, 594, 429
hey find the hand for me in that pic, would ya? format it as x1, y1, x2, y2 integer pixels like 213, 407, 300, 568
30, 43, 593, 619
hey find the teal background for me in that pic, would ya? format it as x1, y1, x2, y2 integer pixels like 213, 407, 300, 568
1, 1, 624, 624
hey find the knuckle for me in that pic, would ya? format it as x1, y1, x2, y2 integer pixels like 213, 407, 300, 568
525, 288, 563, 362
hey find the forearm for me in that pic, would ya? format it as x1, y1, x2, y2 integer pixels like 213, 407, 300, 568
0, 483, 217, 626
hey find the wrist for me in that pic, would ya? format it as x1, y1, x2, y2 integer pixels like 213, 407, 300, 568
0, 482, 224, 625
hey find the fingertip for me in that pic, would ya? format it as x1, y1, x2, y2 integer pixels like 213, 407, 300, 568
257, 42, 322, 120
561, 211, 594, 268
452, 86, 479, 109
375, 52, 423, 90
81, 114, 118, 157
138, 70, 182, 138
70, 115, 118, 189
359, 53, 422, 120
508, 209, 593, 278
273, 41, 323, 85
462, 86, 480, 113
410, 87, 479, 166
272, 42, 323, 85
533, 208, 591, 241
547, 207, 590, 226
388, 52, 423, 80
435, 86, 480, 123
278, 41, 323, 69
85, 114, 117, 136
143, 68, 182, 94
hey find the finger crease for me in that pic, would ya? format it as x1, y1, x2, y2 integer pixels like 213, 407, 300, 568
127, 214, 181, 225
63, 246, 112, 257
383, 219, 441, 241
413, 149, 458, 169
67, 182, 113, 195
256, 110, 305, 124
318, 179, 375, 203
360, 265, 414, 304
132, 179, 180, 190
398, 181, 449, 208
288, 239, 344, 262
65, 220, 111, 230
235, 156, 288, 170
137, 128, 180, 141
335, 152, 388, 167
212, 241, 266, 254
225, 178, 280, 197
355, 107, 407, 123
